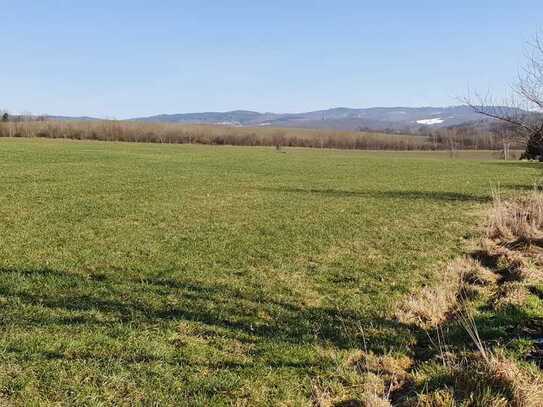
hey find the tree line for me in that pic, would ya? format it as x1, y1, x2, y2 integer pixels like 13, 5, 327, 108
0, 119, 524, 152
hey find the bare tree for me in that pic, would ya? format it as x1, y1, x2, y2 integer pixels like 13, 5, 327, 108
465, 32, 543, 160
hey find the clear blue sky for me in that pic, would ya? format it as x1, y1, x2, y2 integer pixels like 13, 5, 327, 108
1, 1, 541, 118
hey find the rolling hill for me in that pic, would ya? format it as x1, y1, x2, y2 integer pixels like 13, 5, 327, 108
130, 106, 492, 131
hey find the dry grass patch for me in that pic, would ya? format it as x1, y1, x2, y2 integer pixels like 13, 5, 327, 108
347, 352, 413, 379
493, 282, 531, 310
310, 378, 391, 407
395, 257, 484, 329
462, 258, 499, 287
487, 190, 543, 243
332, 350, 543, 406
478, 241, 543, 284
350, 352, 413, 406
310, 352, 414, 407
410, 389, 456, 407
487, 353, 543, 407
409, 351, 543, 407
481, 191, 543, 314
457, 351, 543, 407
497, 249, 532, 281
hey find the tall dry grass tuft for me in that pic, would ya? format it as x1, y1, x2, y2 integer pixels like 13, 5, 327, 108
412, 351, 543, 407
487, 188, 543, 242
456, 298, 489, 362
454, 351, 543, 407
487, 352, 543, 407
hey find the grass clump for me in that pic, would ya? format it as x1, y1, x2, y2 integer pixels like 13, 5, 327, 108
487, 189, 543, 243
313, 352, 414, 407
493, 281, 531, 310
395, 257, 485, 329
412, 351, 543, 407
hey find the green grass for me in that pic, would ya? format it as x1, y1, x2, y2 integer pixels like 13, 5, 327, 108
0, 138, 540, 405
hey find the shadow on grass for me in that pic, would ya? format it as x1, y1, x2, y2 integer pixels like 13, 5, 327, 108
257, 187, 490, 203
529, 285, 543, 300
0, 267, 416, 353
481, 161, 542, 170
494, 184, 543, 194
9, 266, 539, 372
419, 295, 543, 365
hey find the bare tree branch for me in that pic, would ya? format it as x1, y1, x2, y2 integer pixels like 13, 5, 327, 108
465, 30, 543, 159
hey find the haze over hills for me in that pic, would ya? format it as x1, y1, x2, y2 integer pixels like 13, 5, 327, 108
130, 106, 492, 131
42, 105, 523, 133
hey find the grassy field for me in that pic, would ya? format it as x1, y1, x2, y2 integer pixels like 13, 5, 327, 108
0, 138, 540, 405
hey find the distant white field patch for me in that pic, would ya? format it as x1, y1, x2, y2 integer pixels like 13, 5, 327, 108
416, 118, 444, 125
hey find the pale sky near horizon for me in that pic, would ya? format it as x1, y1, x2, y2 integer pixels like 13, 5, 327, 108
1, 1, 542, 118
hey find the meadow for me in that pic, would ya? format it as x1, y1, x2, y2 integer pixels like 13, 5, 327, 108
0, 138, 540, 405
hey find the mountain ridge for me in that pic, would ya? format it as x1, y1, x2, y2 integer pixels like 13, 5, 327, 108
44, 105, 520, 132
128, 105, 495, 131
